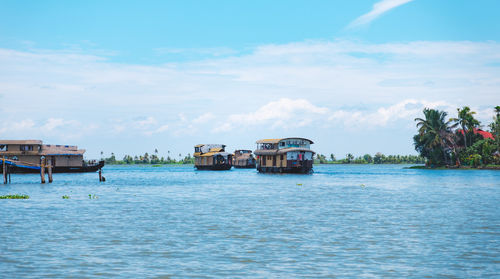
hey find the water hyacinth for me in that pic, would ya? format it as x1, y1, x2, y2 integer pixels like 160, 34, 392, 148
0, 194, 29, 199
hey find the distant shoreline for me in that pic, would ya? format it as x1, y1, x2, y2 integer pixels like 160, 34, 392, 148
406, 165, 500, 170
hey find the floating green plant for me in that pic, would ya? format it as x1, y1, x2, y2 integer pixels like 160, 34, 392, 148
0, 194, 30, 199
62, 195, 70, 199
88, 194, 99, 199
296, 183, 303, 186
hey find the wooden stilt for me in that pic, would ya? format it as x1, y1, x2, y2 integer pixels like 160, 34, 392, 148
2, 156, 6, 184
47, 158, 53, 183
8, 166, 11, 184
40, 158, 46, 184
99, 168, 103, 182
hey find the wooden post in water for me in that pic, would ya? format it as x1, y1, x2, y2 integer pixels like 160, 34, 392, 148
47, 158, 53, 183
40, 158, 46, 184
8, 166, 11, 184
2, 156, 6, 184
99, 168, 103, 182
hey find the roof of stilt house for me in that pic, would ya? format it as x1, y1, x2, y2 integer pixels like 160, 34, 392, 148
458, 129, 494, 140
0, 140, 43, 145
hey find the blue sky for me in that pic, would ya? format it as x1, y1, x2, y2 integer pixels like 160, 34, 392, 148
1, 0, 499, 159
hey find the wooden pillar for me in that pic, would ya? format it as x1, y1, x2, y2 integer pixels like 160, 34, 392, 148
8, 166, 11, 184
2, 156, 6, 184
47, 158, 53, 183
40, 158, 46, 184
99, 168, 103, 182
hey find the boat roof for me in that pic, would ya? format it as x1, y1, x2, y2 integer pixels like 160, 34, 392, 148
0, 140, 43, 145
256, 138, 314, 144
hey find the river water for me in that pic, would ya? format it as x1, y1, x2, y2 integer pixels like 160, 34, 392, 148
0, 164, 499, 278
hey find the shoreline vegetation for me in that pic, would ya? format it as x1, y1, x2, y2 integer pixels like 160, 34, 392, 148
102, 152, 425, 165
413, 105, 500, 169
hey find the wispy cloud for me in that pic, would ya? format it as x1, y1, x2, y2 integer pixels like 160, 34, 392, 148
348, 0, 414, 29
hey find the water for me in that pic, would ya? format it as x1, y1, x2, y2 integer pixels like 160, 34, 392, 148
1, 164, 499, 278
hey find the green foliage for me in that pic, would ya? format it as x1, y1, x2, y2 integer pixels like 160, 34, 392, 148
315, 152, 424, 164
458, 139, 499, 166
0, 194, 29, 199
105, 151, 195, 165
314, 154, 328, 164
450, 106, 481, 148
414, 108, 456, 166
464, 154, 482, 167
414, 106, 499, 168
62, 195, 70, 199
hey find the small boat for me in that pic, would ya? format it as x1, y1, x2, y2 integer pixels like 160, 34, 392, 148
254, 138, 315, 173
0, 140, 104, 174
233, 150, 256, 169
193, 144, 232, 170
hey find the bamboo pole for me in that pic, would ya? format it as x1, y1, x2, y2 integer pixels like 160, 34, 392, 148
47, 158, 53, 183
40, 158, 46, 184
2, 156, 6, 184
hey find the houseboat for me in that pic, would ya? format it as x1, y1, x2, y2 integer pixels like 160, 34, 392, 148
233, 150, 256, 169
254, 138, 315, 173
0, 140, 104, 173
194, 144, 232, 170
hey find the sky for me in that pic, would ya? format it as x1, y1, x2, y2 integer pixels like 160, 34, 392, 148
1, 0, 499, 159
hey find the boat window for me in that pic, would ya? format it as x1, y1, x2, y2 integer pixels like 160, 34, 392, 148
0, 145, 7, 151
20, 145, 34, 151
195, 147, 200, 152
280, 142, 285, 147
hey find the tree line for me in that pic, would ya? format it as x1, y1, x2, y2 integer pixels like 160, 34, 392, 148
104, 149, 194, 165
413, 106, 500, 167
314, 153, 425, 164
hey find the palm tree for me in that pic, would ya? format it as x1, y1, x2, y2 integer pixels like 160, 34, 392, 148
414, 108, 457, 165
490, 106, 500, 149
450, 106, 480, 148
346, 153, 354, 163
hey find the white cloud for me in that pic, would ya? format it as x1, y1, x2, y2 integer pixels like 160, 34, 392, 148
215, 98, 329, 132
144, 124, 169, 136
133, 117, 157, 128
192, 113, 216, 124
328, 99, 455, 128
348, 0, 414, 29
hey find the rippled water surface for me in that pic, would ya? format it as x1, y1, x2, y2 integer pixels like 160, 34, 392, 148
1, 164, 499, 278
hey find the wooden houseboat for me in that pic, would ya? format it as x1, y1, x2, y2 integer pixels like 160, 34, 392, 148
0, 140, 104, 173
233, 150, 256, 169
194, 144, 232, 170
254, 138, 315, 173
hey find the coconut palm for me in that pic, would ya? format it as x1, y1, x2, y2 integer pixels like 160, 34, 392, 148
490, 106, 500, 148
414, 108, 456, 165
450, 106, 480, 148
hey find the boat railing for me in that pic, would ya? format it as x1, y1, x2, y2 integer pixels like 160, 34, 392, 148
83, 160, 103, 167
